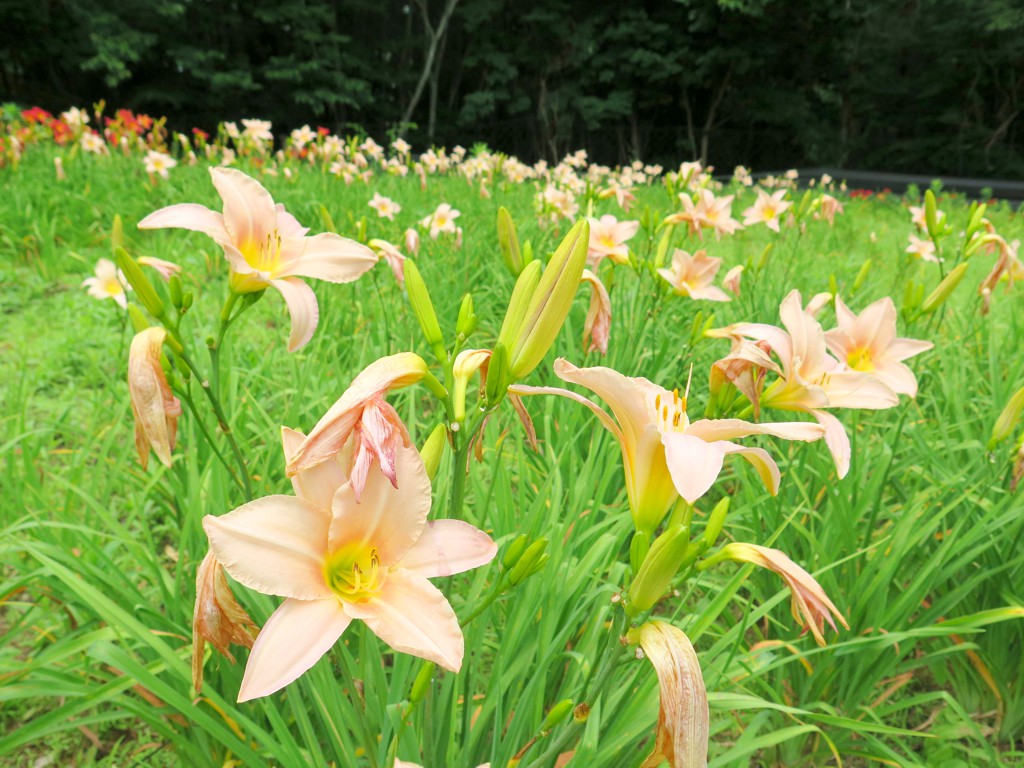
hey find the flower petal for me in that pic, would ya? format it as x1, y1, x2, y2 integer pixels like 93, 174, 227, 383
822, 371, 898, 410
508, 383, 623, 443
398, 520, 497, 578
686, 418, 823, 443
553, 359, 653, 448
661, 432, 728, 504
329, 444, 432, 565
277, 233, 378, 284
270, 276, 319, 352
719, 442, 782, 496
137, 203, 228, 240
343, 568, 464, 672
238, 598, 350, 702
203, 497, 332, 600
210, 167, 277, 247
812, 409, 850, 479
281, 427, 345, 513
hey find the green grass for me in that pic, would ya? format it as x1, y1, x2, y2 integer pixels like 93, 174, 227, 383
1, 140, 1023, 767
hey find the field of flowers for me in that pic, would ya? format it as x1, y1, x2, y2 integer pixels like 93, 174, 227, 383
1, 105, 1023, 767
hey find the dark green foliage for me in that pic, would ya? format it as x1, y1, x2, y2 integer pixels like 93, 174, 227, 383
0, 0, 1021, 175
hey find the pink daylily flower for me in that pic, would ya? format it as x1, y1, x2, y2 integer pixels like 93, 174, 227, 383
825, 296, 933, 397
580, 269, 611, 355
905, 234, 940, 264
511, 359, 823, 534
742, 188, 791, 233
138, 168, 376, 351
586, 214, 639, 267
723, 264, 744, 296
667, 189, 743, 239
205, 439, 496, 702
368, 238, 407, 286
137, 256, 182, 282
420, 203, 461, 239
657, 249, 731, 302
368, 192, 401, 221
285, 353, 428, 500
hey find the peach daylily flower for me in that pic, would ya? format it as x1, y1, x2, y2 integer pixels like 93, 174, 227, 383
204, 441, 497, 702
405, 227, 421, 256
905, 234, 940, 263
723, 264, 744, 296
815, 194, 844, 226
368, 192, 401, 221
586, 214, 639, 267
711, 542, 848, 646
657, 249, 730, 302
285, 353, 429, 500
138, 168, 376, 351
137, 256, 182, 282
667, 189, 743, 240
128, 327, 181, 470
728, 290, 899, 477
368, 239, 407, 286
825, 296, 932, 397
82, 257, 130, 308
742, 188, 791, 233
511, 359, 823, 535
636, 621, 708, 768
420, 203, 461, 239
143, 150, 177, 179
580, 269, 611, 355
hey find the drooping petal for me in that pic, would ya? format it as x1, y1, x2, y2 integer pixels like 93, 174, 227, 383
888, 337, 934, 362
686, 285, 731, 302
343, 568, 464, 672
237, 598, 351, 702
209, 167, 277, 248
821, 371, 898, 410
637, 621, 709, 768
719, 442, 781, 496
281, 427, 345, 513
203, 497, 332, 600
811, 409, 850, 479
277, 233, 377, 283
508, 383, 623, 442
685, 418, 823, 443
137, 203, 228, 240
661, 432, 728, 504
580, 269, 612, 355
270, 276, 319, 352
397, 520, 497, 578
286, 353, 428, 475
553, 359, 652, 448
128, 327, 180, 469
329, 444, 432, 565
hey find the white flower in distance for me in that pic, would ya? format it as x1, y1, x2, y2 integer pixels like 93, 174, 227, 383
144, 150, 177, 179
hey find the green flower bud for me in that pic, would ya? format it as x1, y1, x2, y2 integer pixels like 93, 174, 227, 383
111, 214, 124, 254
541, 699, 575, 732
990, 387, 1024, 450
502, 533, 530, 571
628, 525, 690, 613
522, 241, 535, 269
127, 303, 150, 333
852, 259, 872, 294
318, 204, 337, 234
168, 274, 184, 309
486, 342, 510, 406
508, 538, 549, 586
924, 190, 940, 239
654, 223, 674, 269
115, 247, 164, 319
629, 530, 650, 576
497, 206, 523, 275
497, 260, 542, 350
419, 424, 448, 482
456, 293, 477, 340
409, 661, 436, 704
703, 497, 730, 549
403, 260, 446, 361
920, 262, 969, 314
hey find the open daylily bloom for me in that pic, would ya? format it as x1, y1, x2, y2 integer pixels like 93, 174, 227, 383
144, 150, 177, 179
598, 183, 637, 212
742, 188, 791, 233
192, 551, 258, 693
667, 189, 742, 239
657, 250, 730, 302
368, 192, 401, 221
580, 269, 611, 354
709, 542, 848, 646
725, 290, 899, 477
82, 257, 130, 307
420, 203, 461, 239
128, 327, 181, 470
205, 440, 497, 702
825, 296, 933, 397
635, 621, 708, 768
586, 214, 639, 267
511, 359, 823, 534
285, 353, 428, 500
905, 234, 940, 263
138, 167, 376, 351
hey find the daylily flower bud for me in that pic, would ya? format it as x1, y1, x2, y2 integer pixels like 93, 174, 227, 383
632, 621, 708, 768
966, 202, 988, 238
168, 274, 184, 308
541, 699, 575, 732
852, 259, 872, 294
497, 260, 542, 351
192, 551, 258, 693
127, 303, 150, 333
989, 387, 1024, 449
522, 240, 534, 269
507, 220, 589, 381
502, 533, 530, 571
924, 189, 941, 239
703, 497, 730, 548
111, 214, 125, 253
419, 423, 448, 481
409, 661, 436, 704
318, 204, 337, 233
128, 327, 181, 470
508, 537, 549, 586
116, 247, 165, 319
630, 530, 650, 575
654, 224, 675, 269
628, 524, 690, 613
452, 348, 491, 422
405, 227, 420, 256
403, 260, 446, 360
498, 206, 523, 275
485, 342, 510, 405
456, 293, 477, 341
920, 262, 969, 314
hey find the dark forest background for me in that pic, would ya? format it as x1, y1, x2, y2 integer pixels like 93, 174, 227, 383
2, 0, 1023, 176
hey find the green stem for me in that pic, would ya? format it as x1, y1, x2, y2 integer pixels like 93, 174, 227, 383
178, 387, 247, 496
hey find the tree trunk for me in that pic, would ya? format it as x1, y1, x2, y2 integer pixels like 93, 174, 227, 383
400, 0, 460, 136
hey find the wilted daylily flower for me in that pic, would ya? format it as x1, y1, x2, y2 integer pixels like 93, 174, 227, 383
82, 257, 130, 308
138, 168, 376, 351
633, 621, 708, 768
285, 353, 429, 500
742, 188, 791, 233
128, 327, 181, 469
657, 249, 730, 302
512, 359, 823, 534
192, 551, 258, 693
586, 214, 639, 267
704, 542, 848, 646
815, 194, 844, 226
825, 296, 933, 397
580, 269, 611, 355
368, 239, 407, 286
204, 441, 497, 702
722, 264, 744, 296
